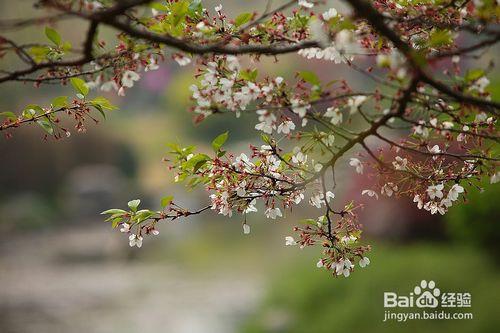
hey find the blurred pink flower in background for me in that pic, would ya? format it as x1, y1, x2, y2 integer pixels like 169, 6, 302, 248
142, 67, 171, 92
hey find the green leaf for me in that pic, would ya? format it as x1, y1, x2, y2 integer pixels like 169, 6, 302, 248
29, 46, 51, 63
161, 196, 174, 208
90, 96, 117, 118
0, 111, 17, 121
23, 104, 43, 118
184, 153, 210, 171
62, 41, 72, 52
171, 0, 189, 27
150, 2, 169, 11
300, 218, 318, 226
45, 27, 62, 46
128, 199, 141, 212
337, 19, 356, 30
101, 209, 127, 215
90, 96, 117, 110
428, 29, 452, 48
465, 69, 485, 83
135, 209, 154, 222
260, 133, 271, 145
212, 131, 229, 151
22, 108, 36, 119
298, 71, 321, 86
70, 77, 89, 97
36, 118, 54, 135
234, 12, 253, 27
51, 96, 68, 109
188, 0, 203, 15
193, 159, 207, 173
239, 69, 258, 82
111, 217, 123, 228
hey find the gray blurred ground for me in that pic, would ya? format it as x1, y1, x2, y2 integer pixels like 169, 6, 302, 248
0, 224, 263, 333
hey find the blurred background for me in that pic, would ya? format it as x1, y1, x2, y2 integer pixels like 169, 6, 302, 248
0, 1, 499, 333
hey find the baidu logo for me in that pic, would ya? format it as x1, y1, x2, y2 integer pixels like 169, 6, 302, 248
384, 280, 471, 309
414, 280, 440, 308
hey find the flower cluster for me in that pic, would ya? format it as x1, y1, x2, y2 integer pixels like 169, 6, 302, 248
287, 213, 371, 278
189, 55, 285, 120
101, 199, 162, 248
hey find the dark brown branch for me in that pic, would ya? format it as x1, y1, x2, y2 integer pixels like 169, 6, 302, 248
344, 0, 500, 112
0, 19, 99, 84
0, 13, 69, 31
432, 33, 500, 59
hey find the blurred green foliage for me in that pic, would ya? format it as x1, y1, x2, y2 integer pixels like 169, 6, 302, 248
446, 181, 500, 262
240, 243, 500, 333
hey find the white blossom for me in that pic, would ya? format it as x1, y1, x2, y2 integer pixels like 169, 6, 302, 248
298, 0, 314, 8
285, 236, 297, 246
392, 156, 408, 170
428, 144, 441, 159
310, 18, 329, 48
322, 8, 338, 20
359, 257, 370, 268
447, 184, 464, 201
381, 182, 398, 197
491, 172, 500, 184
265, 207, 282, 219
244, 199, 258, 213
442, 121, 454, 129
290, 98, 310, 118
349, 158, 363, 174
120, 223, 130, 233
362, 189, 379, 200
129, 234, 143, 248
277, 120, 296, 134
322, 133, 335, 147
101, 80, 119, 92
475, 112, 487, 123
427, 183, 444, 200
334, 29, 361, 57
324, 107, 343, 125
145, 56, 159, 71
309, 193, 324, 208
121, 70, 140, 88
236, 181, 247, 197
471, 76, 489, 93
347, 96, 367, 114
341, 235, 357, 245
174, 54, 191, 66
457, 125, 469, 142
84, 1, 103, 11
86, 75, 101, 90
255, 121, 274, 134
413, 194, 424, 209
441, 198, 453, 209
414, 120, 429, 138
292, 148, 307, 164
424, 201, 446, 215
335, 260, 344, 275
342, 258, 353, 277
